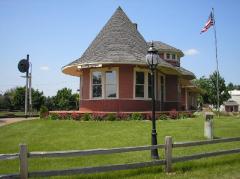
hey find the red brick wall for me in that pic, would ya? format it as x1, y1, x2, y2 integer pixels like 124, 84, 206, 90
80, 99, 152, 112
119, 65, 133, 98
165, 75, 178, 102
82, 68, 90, 99
79, 65, 180, 112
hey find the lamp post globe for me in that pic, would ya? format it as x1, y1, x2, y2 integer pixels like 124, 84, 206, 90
146, 42, 160, 159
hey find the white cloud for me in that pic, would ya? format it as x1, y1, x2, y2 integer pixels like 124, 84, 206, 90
40, 66, 50, 71
184, 49, 199, 56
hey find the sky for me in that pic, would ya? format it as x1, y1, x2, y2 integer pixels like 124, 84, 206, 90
1, 0, 240, 96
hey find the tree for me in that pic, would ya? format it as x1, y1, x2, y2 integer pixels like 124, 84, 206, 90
208, 71, 230, 107
54, 88, 79, 110
32, 89, 45, 111
2, 87, 45, 111
194, 71, 230, 108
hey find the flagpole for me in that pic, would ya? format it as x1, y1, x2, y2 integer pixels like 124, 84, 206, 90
212, 8, 220, 117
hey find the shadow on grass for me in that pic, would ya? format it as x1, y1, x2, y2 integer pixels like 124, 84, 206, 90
52, 166, 163, 179
175, 154, 240, 173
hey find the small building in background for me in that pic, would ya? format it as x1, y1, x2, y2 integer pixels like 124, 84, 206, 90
224, 100, 239, 112
229, 90, 240, 111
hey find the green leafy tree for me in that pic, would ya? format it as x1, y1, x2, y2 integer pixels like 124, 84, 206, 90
208, 71, 230, 107
32, 89, 45, 111
227, 82, 234, 91
3, 87, 45, 111
44, 96, 56, 111
54, 88, 79, 110
194, 71, 230, 108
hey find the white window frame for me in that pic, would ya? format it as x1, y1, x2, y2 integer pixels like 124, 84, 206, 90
90, 67, 119, 99
133, 67, 155, 100
158, 73, 166, 102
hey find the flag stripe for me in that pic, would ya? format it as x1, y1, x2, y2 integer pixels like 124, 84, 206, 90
200, 12, 214, 34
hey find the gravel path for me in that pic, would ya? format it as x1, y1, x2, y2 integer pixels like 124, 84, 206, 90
0, 117, 37, 127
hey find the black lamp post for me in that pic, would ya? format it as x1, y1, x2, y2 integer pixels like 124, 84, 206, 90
146, 42, 160, 159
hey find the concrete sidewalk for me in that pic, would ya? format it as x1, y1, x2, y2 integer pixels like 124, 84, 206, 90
0, 117, 37, 127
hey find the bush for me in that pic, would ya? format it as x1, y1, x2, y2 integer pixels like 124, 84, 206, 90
48, 113, 59, 120
130, 113, 143, 120
169, 109, 178, 119
80, 113, 92, 121
91, 113, 106, 121
104, 113, 117, 121
158, 114, 168, 120
40, 106, 48, 119
116, 112, 130, 120
71, 112, 81, 120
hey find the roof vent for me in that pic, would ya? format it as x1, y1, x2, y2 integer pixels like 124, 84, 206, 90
133, 23, 138, 30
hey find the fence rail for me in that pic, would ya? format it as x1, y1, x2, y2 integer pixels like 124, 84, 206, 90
0, 136, 239, 179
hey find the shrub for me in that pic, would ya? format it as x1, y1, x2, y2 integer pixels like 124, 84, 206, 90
40, 106, 48, 119
104, 113, 117, 121
144, 113, 152, 120
71, 112, 81, 120
178, 112, 187, 119
48, 113, 59, 120
59, 112, 68, 120
158, 114, 168, 120
130, 113, 143, 120
169, 109, 178, 119
116, 112, 130, 120
91, 113, 106, 121
81, 113, 92, 121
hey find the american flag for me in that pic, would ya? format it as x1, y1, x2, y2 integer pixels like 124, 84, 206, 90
201, 12, 214, 34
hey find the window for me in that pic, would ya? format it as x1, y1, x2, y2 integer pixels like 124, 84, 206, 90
172, 54, 176, 60
135, 72, 145, 98
105, 71, 116, 98
91, 69, 118, 99
148, 73, 152, 98
92, 71, 102, 98
166, 53, 170, 59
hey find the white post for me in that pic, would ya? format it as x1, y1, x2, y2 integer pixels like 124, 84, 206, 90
165, 136, 173, 173
19, 144, 28, 179
204, 112, 214, 139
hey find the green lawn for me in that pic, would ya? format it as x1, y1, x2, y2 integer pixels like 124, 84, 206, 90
0, 116, 240, 178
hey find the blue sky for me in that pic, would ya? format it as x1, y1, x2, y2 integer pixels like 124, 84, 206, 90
1, 0, 240, 96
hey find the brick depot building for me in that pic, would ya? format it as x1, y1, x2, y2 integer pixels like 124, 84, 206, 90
62, 7, 199, 112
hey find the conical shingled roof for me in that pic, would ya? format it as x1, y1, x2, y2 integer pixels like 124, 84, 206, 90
64, 7, 147, 67
62, 7, 174, 76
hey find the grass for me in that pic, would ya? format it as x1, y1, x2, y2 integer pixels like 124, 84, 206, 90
0, 116, 239, 178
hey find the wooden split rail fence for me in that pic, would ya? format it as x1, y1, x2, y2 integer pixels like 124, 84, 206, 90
0, 136, 240, 178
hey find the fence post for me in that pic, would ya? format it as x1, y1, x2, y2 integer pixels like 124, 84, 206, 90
165, 136, 173, 173
19, 144, 28, 179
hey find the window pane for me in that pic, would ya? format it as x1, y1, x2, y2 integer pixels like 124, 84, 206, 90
148, 73, 152, 98
92, 72, 102, 84
148, 73, 152, 85
106, 84, 116, 98
166, 53, 170, 59
106, 71, 116, 84
172, 54, 176, 59
148, 86, 152, 98
161, 76, 164, 85
136, 72, 144, 84
93, 85, 102, 97
136, 85, 144, 97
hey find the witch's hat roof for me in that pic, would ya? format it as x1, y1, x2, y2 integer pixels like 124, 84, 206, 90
62, 7, 195, 80
62, 7, 173, 76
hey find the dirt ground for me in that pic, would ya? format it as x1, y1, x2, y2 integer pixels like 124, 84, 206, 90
0, 117, 37, 127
